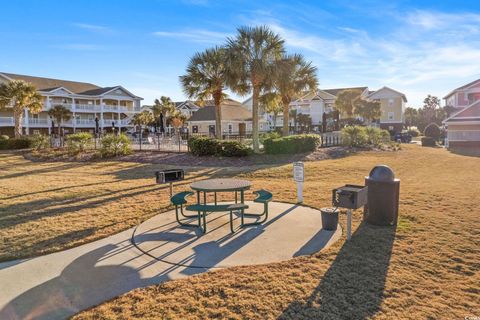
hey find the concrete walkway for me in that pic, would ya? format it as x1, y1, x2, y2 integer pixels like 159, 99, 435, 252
0, 202, 341, 320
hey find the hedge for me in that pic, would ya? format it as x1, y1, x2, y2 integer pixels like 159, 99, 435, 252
263, 134, 320, 154
0, 137, 32, 150
100, 134, 131, 157
188, 136, 250, 157
421, 136, 436, 147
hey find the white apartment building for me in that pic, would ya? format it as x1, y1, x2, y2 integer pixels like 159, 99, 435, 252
0, 72, 142, 136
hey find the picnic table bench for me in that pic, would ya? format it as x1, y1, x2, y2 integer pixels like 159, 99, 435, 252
170, 179, 272, 233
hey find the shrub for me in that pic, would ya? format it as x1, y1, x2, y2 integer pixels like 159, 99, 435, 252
100, 133, 131, 157
218, 140, 250, 157
264, 134, 320, 154
407, 128, 420, 137
0, 137, 32, 150
30, 134, 50, 151
421, 136, 436, 147
66, 132, 93, 154
365, 127, 390, 146
341, 126, 368, 148
259, 131, 281, 144
424, 123, 441, 140
0, 135, 9, 141
188, 137, 221, 156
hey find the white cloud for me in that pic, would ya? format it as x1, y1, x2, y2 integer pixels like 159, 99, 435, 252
73, 23, 113, 34
152, 29, 231, 44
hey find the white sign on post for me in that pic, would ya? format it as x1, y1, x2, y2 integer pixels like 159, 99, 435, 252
293, 162, 304, 203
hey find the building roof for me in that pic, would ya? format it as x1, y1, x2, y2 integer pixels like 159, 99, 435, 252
443, 79, 480, 99
444, 100, 480, 123
323, 87, 368, 96
367, 86, 408, 102
188, 100, 252, 122
0, 72, 100, 94
0, 72, 141, 98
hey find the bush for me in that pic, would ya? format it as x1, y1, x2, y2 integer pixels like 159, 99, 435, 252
341, 126, 368, 148
66, 132, 93, 154
188, 137, 221, 156
424, 123, 441, 140
0, 135, 9, 141
188, 137, 250, 157
30, 134, 50, 151
259, 131, 281, 144
218, 140, 250, 157
264, 134, 320, 154
0, 137, 32, 150
100, 133, 131, 157
421, 136, 436, 147
364, 127, 390, 146
407, 128, 420, 137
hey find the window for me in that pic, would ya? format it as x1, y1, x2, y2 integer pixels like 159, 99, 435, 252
388, 99, 394, 107
228, 124, 233, 134
388, 112, 395, 120
192, 126, 198, 133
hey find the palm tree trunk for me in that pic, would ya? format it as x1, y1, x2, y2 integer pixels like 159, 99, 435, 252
252, 86, 260, 153
282, 97, 290, 136
214, 92, 222, 140
14, 108, 23, 138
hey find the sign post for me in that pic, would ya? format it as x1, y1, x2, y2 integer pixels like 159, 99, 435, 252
293, 162, 304, 203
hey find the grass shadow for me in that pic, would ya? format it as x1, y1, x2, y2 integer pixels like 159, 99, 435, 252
279, 221, 396, 319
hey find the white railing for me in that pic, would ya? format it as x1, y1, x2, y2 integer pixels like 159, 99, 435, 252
28, 119, 49, 125
0, 117, 14, 125
75, 119, 96, 126
102, 119, 131, 126
448, 130, 480, 141
49, 103, 73, 110
75, 104, 100, 111
103, 105, 118, 111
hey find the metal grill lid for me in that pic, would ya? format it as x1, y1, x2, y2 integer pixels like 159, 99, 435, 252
368, 165, 395, 181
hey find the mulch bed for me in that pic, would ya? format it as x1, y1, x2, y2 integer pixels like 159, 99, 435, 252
23, 147, 356, 167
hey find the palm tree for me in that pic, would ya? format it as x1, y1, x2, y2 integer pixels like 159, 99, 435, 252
275, 54, 318, 136
260, 92, 282, 130
151, 96, 176, 119
180, 46, 228, 139
0, 80, 43, 138
226, 25, 285, 152
289, 108, 298, 133
47, 105, 72, 136
132, 110, 155, 128
334, 89, 363, 119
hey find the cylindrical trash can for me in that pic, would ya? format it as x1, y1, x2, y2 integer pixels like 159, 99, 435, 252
321, 207, 338, 231
364, 165, 400, 226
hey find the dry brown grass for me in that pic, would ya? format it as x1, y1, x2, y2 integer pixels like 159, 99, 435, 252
1, 145, 479, 319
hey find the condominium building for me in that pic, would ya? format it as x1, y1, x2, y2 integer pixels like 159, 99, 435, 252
0, 72, 143, 136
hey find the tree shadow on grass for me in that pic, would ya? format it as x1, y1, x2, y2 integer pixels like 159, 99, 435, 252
279, 222, 396, 320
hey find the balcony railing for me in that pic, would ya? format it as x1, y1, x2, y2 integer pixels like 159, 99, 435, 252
75, 119, 96, 126
75, 104, 100, 112
29, 119, 49, 125
0, 117, 14, 125
102, 119, 131, 126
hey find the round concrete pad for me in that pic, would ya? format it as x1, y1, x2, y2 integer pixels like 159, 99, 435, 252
133, 201, 341, 268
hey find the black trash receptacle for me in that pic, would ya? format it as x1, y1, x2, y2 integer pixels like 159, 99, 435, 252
321, 207, 338, 231
364, 165, 400, 226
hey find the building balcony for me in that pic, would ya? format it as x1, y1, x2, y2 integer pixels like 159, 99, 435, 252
102, 119, 131, 126
0, 117, 14, 126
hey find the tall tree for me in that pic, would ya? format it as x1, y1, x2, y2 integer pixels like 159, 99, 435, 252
422, 95, 441, 123
226, 25, 285, 152
404, 107, 418, 128
132, 110, 155, 134
260, 92, 282, 130
274, 53, 318, 136
180, 46, 228, 139
151, 96, 175, 118
0, 80, 43, 138
354, 99, 381, 123
47, 105, 72, 136
334, 89, 362, 119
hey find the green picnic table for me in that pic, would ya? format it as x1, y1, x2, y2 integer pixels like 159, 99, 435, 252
190, 178, 251, 233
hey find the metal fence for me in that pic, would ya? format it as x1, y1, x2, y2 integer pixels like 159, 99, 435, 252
319, 132, 342, 147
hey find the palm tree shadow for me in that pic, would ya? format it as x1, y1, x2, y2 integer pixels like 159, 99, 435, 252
279, 222, 396, 319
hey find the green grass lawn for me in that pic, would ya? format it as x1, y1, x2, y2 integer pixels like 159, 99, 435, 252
1, 145, 479, 319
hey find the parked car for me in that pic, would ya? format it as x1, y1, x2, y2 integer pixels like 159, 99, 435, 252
394, 132, 412, 143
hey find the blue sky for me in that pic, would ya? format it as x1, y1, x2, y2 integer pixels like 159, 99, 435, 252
1, 0, 479, 107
